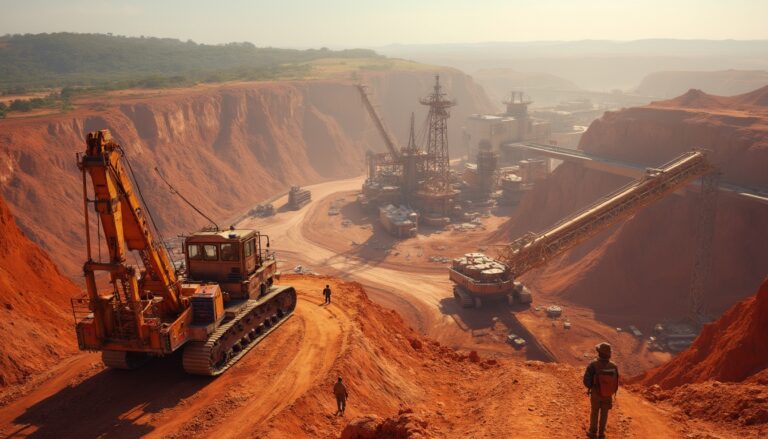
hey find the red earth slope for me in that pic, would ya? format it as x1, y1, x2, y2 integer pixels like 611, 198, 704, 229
637, 276, 768, 388
632, 277, 768, 431
0, 194, 79, 387
0, 71, 494, 279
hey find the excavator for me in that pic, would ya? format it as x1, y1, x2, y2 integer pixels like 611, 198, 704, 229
71, 130, 296, 375
450, 149, 716, 308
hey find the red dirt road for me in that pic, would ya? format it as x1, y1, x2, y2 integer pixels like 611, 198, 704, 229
0, 278, 352, 438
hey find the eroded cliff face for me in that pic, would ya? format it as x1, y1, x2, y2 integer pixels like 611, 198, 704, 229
0, 194, 79, 387
497, 87, 768, 325
0, 70, 494, 278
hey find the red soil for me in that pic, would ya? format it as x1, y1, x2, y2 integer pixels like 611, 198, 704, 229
636, 276, 768, 389
1, 275, 723, 438
493, 86, 768, 328
0, 72, 494, 279
632, 278, 768, 433
0, 194, 79, 387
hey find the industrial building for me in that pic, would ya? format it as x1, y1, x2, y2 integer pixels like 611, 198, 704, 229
463, 92, 552, 162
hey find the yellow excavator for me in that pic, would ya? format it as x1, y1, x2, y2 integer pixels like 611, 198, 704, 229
71, 130, 296, 375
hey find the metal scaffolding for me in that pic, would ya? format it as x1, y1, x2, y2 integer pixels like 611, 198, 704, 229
420, 75, 455, 191
688, 172, 720, 324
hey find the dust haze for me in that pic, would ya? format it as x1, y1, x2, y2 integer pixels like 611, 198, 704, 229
0, 1, 766, 438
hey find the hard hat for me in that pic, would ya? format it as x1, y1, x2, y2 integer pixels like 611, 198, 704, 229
595, 342, 612, 356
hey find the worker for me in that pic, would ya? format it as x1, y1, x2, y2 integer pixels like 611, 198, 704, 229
323, 284, 332, 304
333, 376, 348, 415
583, 342, 619, 439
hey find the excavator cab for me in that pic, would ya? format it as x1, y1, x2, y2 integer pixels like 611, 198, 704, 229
184, 229, 277, 300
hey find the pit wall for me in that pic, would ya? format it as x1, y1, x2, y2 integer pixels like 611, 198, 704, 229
0, 70, 495, 278
499, 104, 768, 325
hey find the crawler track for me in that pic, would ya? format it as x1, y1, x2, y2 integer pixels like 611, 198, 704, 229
453, 286, 476, 308
182, 285, 297, 376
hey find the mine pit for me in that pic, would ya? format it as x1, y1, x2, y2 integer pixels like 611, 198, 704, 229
1, 37, 767, 438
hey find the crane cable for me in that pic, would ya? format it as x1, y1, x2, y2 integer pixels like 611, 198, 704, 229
115, 146, 178, 273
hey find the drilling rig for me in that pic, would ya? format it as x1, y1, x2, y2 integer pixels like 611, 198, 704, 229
71, 130, 296, 375
450, 150, 716, 308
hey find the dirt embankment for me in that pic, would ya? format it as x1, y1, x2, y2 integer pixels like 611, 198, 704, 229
631, 277, 768, 431
0, 195, 80, 387
637, 276, 768, 388
0, 70, 494, 279
495, 87, 768, 327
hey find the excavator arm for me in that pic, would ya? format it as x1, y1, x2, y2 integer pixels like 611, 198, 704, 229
498, 150, 715, 277
78, 130, 182, 347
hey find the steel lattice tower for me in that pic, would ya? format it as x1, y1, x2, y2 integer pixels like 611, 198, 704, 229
420, 75, 455, 190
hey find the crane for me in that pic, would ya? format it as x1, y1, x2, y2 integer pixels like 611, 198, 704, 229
72, 130, 296, 375
450, 150, 715, 308
356, 84, 401, 159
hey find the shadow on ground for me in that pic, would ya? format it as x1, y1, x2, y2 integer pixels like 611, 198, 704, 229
438, 296, 555, 362
9, 352, 210, 439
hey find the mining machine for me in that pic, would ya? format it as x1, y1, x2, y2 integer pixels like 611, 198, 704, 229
72, 130, 296, 375
450, 150, 715, 308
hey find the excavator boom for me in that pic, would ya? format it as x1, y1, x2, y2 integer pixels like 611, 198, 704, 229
80, 130, 181, 311
357, 84, 402, 159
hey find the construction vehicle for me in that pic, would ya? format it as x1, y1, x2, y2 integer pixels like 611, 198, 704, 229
450, 150, 715, 308
287, 185, 311, 209
250, 203, 275, 217
71, 130, 296, 375
450, 253, 532, 307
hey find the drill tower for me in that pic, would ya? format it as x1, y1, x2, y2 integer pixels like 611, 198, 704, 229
420, 75, 456, 191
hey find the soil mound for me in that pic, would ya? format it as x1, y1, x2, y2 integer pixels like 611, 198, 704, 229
636, 276, 768, 389
656, 88, 730, 109
734, 84, 768, 107
0, 194, 79, 387
342, 408, 429, 439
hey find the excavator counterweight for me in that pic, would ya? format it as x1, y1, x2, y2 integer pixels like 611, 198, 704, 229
72, 130, 296, 375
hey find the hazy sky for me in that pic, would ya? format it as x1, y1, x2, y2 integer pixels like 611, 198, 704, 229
1, 0, 766, 48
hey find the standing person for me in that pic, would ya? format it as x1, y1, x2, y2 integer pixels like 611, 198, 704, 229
333, 376, 348, 415
323, 284, 332, 304
583, 342, 619, 439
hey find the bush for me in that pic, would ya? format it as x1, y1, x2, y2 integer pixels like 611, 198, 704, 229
9, 99, 32, 112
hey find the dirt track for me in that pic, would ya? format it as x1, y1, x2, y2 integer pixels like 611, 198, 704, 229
0, 279, 350, 438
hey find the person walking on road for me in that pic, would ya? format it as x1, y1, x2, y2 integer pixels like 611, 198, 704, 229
323, 284, 332, 304
333, 376, 348, 415
583, 342, 620, 439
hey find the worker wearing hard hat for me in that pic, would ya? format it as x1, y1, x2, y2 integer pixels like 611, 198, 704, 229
583, 342, 620, 438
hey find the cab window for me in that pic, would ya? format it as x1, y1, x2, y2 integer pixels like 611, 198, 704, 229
221, 243, 239, 261
244, 239, 255, 257
203, 244, 218, 261
188, 244, 202, 260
